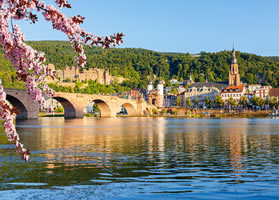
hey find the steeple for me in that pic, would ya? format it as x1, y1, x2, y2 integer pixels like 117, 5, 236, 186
147, 79, 153, 95
231, 48, 237, 64
189, 74, 194, 83
229, 47, 240, 86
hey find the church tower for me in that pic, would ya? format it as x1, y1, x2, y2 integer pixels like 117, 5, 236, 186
156, 79, 164, 96
147, 80, 153, 95
229, 48, 241, 86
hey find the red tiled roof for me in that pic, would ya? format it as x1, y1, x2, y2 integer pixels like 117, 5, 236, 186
221, 85, 245, 93
269, 88, 279, 97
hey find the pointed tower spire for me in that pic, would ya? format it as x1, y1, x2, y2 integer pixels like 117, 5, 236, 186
231, 46, 237, 64
229, 46, 240, 86
189, 74, 193, 82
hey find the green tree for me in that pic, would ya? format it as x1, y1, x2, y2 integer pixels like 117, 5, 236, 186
268, 96, 278, 109
170, 87, 178, 95
239, 95, 248, 108
227, 96, 238, 109
165, 80, 172, 87
245, 73, 255, 84
251, 96, 265, 108
174, 97, 181, 107
160, 109, 167, 114
204, 96, 211, 108
186, 98, 192, 108
194, 98, 199, 108
2, 41, 279, 90
170, 109, 178, 115
214, 95, 225, 108
152, 107, 158, 114
93, 104, 100, 113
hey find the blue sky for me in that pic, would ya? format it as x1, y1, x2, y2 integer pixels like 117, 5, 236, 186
17, 0, 279, 56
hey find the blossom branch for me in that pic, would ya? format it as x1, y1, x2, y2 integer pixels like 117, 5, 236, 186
0, 0, 123, 161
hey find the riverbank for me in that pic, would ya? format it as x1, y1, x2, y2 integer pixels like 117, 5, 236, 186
117, 110, 270, 118
156, 108, 270, 118
38, 110, 271, 118
38, 113, 64, 117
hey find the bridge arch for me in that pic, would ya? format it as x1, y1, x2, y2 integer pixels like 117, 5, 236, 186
6, 95, 28, 120
53, 97, 76, 118
122, 103, 137, 116
92, 99, 111, 118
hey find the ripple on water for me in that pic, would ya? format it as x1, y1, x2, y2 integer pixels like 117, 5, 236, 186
1, 117, 279, 199
7, 182, 48, 186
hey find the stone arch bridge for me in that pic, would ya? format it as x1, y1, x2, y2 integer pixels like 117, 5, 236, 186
5, 89, 156, 119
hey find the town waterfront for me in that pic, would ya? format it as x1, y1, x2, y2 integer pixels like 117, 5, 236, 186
0, 117, 279, 199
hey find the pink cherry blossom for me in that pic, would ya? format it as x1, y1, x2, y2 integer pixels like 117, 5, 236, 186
0, 0, 123, 161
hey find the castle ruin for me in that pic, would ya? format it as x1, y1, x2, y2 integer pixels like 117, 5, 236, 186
51, 65, 124, 85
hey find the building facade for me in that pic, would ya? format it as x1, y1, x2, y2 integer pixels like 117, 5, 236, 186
248, 84, 262, 92
146, 80, 165, 107
254, 86, 272, 99
147, 90, 164, 107
163, 93, 177, 107
269, 88, 279, 100
179, 82, 227, 107
220, 85, 246, 102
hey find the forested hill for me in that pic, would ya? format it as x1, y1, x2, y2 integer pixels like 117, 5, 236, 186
0, 40, 279, 88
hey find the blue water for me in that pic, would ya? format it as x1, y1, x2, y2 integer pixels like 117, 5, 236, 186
0, 117, 279, 199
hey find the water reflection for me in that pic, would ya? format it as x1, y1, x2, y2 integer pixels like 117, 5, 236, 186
1, 118, 279, 199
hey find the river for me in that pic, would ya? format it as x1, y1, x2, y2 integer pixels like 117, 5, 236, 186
0, 117, 279, 200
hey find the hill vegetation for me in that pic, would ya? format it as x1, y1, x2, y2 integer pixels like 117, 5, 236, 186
0, 41, 279, 91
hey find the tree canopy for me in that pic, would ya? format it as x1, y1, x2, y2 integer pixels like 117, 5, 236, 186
2, 41, 278, 90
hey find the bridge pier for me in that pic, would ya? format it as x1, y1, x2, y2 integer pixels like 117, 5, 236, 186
5, 89, 40, 120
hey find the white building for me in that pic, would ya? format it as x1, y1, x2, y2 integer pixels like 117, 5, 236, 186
146, 81, 153, 95
179, 82, 227, 107
157, 80, 164, 96
248, 84, 262, 92
170, 79, 178, 85
254, 86, 272, 99
220, 85, 246, 102
177, 85, 186, 94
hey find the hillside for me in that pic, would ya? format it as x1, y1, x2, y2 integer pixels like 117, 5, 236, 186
0, 41, 279, 89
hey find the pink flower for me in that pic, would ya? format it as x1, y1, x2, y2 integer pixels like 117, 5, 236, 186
0, 0, 123, 161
